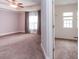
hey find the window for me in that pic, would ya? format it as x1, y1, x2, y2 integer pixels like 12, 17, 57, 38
29, 12, 38, 33
63, 12, 73, 28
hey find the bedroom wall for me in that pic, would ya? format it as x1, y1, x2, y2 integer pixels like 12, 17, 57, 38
18, 12, 25, 32
0, 8, 20, 36
55, 4, 78, 39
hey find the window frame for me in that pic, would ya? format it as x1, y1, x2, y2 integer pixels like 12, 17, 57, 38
63, 12, 73, 28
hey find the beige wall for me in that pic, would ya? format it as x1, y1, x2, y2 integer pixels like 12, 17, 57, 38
55, 4, 78, 39
0, 9, 20, 36
0, 8, 40, 36
18, 12, 25, 32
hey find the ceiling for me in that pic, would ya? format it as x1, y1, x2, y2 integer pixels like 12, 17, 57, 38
0, 0, 77, 11
55, 0, 77, 5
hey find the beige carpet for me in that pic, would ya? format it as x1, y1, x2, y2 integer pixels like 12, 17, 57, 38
55, 39, 78, 59
0, 33, 77, 59
0, 33, 45, 59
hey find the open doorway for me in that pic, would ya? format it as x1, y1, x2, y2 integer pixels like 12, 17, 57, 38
54, 1, 78, 59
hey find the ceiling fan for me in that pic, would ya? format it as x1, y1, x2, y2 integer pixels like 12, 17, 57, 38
6, 0, 24, 8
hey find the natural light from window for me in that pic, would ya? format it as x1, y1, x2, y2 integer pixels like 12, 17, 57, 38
29, 12, 38, 33
63, 12, 73, 28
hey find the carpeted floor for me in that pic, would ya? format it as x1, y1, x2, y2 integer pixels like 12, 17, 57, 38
55, 39, 78, 59
0, 33, 77, 59
0, 33, 45, 59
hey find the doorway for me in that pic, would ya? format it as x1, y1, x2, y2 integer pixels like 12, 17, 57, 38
54, 2, 78, 59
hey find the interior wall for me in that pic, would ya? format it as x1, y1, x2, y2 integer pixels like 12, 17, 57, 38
55, 4, 78, 39
0, 8, 20, 36
41, 0, 53, 59
18, 12, 25, 32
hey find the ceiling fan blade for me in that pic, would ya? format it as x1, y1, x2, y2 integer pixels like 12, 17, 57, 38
6, 0, 16, 3
19, 6, 24, 8
6, 0, 24, 8
6, 0, 11, 2
12, 0, 16, 1
18, 3, 23, 5
17, 3, 24, 8
9, 0, 16, 2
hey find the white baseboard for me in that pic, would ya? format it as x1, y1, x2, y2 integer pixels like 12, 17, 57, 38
0, 31, 20, 36
55, 37, 77, 40
41, 43, 50, 59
